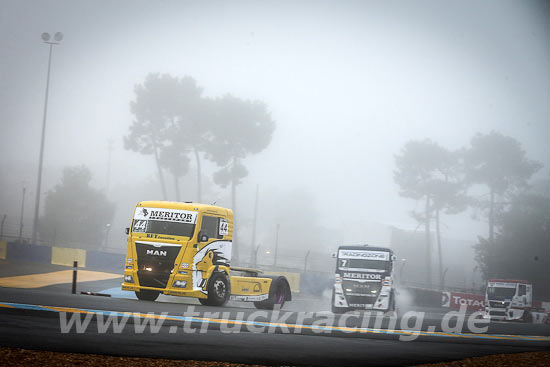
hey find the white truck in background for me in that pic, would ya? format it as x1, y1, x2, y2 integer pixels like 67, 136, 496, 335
484, 279, 548, 323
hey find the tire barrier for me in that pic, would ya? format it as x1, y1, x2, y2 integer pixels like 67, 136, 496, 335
86, 251, 125, 270
405, 287, 444, 308
3, 241, 123, 271
402, 287, 490, 313
6, 242, 51, 263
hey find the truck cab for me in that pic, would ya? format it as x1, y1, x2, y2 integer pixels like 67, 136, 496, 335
121, 201, 291, 308
485, 279, 532, 322
331, 245, 396, 313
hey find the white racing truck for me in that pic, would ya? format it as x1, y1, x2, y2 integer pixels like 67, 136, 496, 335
331, 245, 396, 314
484, 279, 548, 323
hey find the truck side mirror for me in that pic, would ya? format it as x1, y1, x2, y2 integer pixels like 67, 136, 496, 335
198, 231, 209, 243
125, 227, 130, 235
331, 252, 337, 258
391, 255, 397, 261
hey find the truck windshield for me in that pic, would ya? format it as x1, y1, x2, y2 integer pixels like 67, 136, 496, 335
487, 286, 516, 299
338, 258, 390, 271
132, 219, 195, 238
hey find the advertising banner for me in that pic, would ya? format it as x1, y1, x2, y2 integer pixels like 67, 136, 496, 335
443, 292, 485, 311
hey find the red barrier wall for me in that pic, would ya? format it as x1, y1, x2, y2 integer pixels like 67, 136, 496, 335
442, 291, 485, 311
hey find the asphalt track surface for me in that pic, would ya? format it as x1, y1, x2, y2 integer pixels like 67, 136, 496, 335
0, 261, 549, 366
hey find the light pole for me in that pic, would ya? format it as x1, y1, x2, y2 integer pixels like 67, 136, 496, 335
31, 32, 63, 244
472, 266, 479, 292
18, 186, 26, 243
273, 223, 280, 267
441, 267, 449, 290
253, 243, 261, 268
103, 223, 112, 249
399, 259, 407, 285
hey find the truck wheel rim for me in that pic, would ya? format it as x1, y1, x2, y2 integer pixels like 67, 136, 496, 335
276, 288, 285, 304
214, 279, 226, 298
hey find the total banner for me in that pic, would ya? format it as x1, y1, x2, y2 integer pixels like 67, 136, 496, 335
442, 291, 485, 311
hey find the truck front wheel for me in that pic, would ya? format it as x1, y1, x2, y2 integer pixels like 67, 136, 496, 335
200, 272, 230, 307
135, 289, 160, 301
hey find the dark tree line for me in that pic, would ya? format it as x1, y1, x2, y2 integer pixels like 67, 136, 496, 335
475, 193, 550, 298
394, 140, 466, 287
39, 166, 115, 249
124, 73, 275, 262
394, 131, 543, 291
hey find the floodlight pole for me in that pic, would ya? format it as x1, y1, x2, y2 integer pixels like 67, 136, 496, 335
273, 223, 280, 267
18, 187, 26, 242
31, 36, 60, 244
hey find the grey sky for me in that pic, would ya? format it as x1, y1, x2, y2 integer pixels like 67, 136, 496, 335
1, 0, 548, 248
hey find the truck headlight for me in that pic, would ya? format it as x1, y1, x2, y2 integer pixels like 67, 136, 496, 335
173, 280, 187, 288
124, 275, 134, 283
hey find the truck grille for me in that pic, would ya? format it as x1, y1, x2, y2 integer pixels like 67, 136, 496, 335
343, 280, 381, 294
135, 242, 181, 289
346, 295, 376, 307
343, 280, 380, 307
489, 301, 509, 308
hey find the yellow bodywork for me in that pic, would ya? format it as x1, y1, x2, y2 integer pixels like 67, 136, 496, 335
229, 276, 272, 300
121, 201, 272, 301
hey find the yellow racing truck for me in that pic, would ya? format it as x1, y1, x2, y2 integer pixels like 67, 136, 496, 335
121, 201, 291, 309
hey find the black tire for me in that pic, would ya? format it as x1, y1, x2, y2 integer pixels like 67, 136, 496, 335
523, 311, 533, 323
135, 289, 160, 301
254, 280, 289, 310
201, 272, 230, 307
253, 301, 266, 309
331, 291, 346, 314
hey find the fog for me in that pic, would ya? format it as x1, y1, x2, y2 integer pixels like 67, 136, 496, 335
1, 1, 548, 289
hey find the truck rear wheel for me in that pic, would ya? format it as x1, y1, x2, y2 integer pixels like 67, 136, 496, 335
135, 289, 160, 301
254, 280, 289, 310
200, 272, 230, 307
